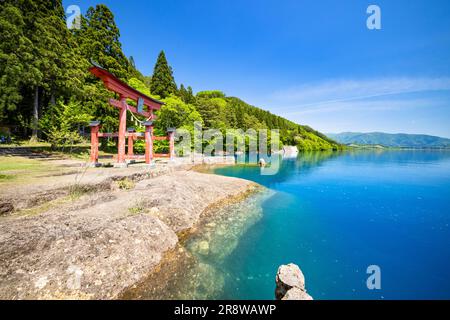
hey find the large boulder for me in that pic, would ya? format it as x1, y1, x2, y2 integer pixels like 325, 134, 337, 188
275, 263, 313, 300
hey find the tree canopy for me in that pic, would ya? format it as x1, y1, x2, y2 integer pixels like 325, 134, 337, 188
150, 51, 177, 99
0, 1, 340, 151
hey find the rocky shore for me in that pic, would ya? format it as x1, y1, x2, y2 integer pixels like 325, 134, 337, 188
0, 163, 259, 300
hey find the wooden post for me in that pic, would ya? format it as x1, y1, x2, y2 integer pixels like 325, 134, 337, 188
144, 121, 154, 165
117, 96, 127, 165
127, 128, 135, 157
167, 128, 176, 160
89, 121, 100, 165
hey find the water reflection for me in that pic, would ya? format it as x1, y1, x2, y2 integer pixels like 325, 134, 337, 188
217, 150, 450, 188
216, 151, 344, 187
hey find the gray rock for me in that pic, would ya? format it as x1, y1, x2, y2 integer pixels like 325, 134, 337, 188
0, 170, 256, 300
282, 287, 313, 300
0, 200, 14, 216
275, 263, 313, 300
258, 159, 266, 167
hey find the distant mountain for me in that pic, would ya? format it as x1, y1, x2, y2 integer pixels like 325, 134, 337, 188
327, 132, 450, 149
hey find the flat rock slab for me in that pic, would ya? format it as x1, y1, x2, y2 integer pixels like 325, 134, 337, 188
0, 170, 255, 300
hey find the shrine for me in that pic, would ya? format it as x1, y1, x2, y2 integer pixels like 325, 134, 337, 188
88, 64, 175, 167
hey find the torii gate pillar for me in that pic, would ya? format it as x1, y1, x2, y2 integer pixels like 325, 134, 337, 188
115, 96, 128, 167
167, 128, 176, 160
89, 121, 101, 165
127, 127, 136, 157
144, 121, 154, 165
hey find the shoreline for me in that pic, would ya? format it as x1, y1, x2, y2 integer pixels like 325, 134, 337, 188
123, 180, 265, 300
0, 159, 261, 300
120, 181, 269, 300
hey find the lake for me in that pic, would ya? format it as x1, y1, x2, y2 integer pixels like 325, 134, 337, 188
209, 150, 450, 300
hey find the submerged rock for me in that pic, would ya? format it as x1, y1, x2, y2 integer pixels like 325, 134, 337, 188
186, 189, 271, 263
275, 263, 313, 300
282, 287, 313, 300
197, 241, 210, 256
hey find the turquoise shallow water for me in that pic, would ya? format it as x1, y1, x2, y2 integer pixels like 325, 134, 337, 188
213, 150, 450, 300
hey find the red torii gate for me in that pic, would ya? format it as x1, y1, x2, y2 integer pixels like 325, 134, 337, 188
88, 65, 175, 167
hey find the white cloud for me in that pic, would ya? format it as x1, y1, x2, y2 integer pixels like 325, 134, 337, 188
283, 97, 446, 116
255, 77, 450, 137
268, 77, 450, 112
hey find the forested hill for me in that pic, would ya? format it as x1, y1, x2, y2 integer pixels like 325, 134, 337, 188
327, 132, 450, 149
0, 1, 340, 151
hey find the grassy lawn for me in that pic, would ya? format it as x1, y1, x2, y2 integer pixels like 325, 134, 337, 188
0, 142, 119, 184
0, 141, 118, 159
0, 141, 92, 159
0, 156, 54, 183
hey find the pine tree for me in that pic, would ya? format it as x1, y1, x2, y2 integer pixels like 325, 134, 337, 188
179, 84, 188, 102
72, 4, 139, 133
179, 84, 196, 104
186, 86, 195, 103
0, 0, 84, 140
0, 3, 36, 120
150, 51, 177, 99
75, 4, 130, 80
129, 56, 136, 69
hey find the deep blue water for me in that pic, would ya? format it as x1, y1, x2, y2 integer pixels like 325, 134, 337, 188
213, 150, 450, 300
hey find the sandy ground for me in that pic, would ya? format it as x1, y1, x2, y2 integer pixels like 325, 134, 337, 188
0, 153, 257, 300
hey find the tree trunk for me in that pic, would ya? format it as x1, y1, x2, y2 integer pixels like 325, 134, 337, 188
30, 86, 39, 142
50, 93, 56, 106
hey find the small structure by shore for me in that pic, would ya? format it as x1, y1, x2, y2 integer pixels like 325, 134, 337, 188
282, 146, 299, 159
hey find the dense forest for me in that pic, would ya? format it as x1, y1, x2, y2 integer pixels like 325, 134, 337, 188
0, 0, 340, 151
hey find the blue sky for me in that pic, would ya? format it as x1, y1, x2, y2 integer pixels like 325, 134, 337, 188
63, 0, 450, 137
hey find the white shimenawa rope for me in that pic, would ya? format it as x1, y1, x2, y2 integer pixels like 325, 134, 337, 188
126, 104, 153, 128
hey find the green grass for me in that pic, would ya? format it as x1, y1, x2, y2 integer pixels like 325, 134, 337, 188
0, 141, 103, 161
0, 158, 44, 171
0, 156, 50, 172
128, 201, 146, 215
117, 178, 135, 190
0, 156, 54, 184
0, 173, 14, 181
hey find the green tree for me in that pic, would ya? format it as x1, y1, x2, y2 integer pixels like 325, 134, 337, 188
196, 90, 225, 99
72, 4, 143, 135
128, 78, 152, 97
75, 4, 130, 81
156, 95, 202, 131
0, 0, 85, 141
195, 96, 228, 129
0, 3, 36, 121
150, 51, 177, 98
39, 99, 92, 149
179, 84, 196, 104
